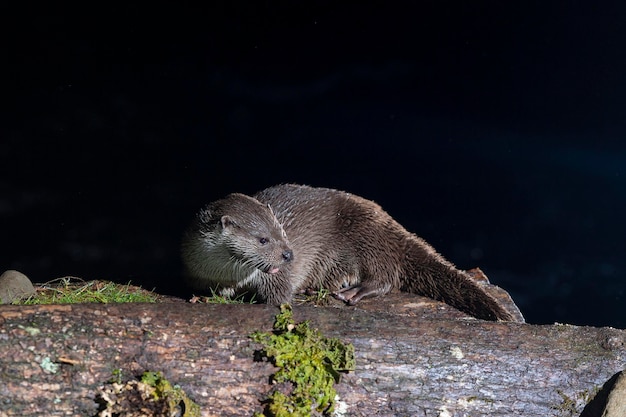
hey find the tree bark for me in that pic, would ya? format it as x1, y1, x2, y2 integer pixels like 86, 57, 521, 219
0, 296, 624, 417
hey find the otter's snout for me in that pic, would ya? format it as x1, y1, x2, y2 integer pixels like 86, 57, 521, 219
282, 249, 294, 262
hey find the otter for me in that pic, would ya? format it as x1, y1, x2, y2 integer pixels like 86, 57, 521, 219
182, 184, 516, 321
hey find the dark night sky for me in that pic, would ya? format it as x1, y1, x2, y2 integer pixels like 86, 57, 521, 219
4, 2, 626, 327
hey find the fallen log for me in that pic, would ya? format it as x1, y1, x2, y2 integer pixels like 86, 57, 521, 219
0, 295, 624, 416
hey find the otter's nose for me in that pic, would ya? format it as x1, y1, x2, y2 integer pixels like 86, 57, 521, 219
282, 249, 294, 262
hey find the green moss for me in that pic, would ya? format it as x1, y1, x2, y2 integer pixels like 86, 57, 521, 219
294, 287, 333, 305
140, 371, 201, 416
250, 304, 355, 417
191, 288, 255, 304
96, 371, 200, 417
111, 368, 124, 384
15, 278, 158, 304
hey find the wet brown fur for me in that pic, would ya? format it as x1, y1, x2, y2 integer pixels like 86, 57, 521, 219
182, 184, 514, 321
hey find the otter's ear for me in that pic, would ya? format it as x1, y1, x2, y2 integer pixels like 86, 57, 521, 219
220, 215, 236, 229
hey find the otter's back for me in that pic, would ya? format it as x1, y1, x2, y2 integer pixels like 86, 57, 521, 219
253, 184, 406, 291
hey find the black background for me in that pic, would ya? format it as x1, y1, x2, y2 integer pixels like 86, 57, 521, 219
4, 2, 626, 326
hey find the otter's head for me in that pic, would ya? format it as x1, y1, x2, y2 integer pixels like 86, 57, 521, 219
196, 193, 293, 275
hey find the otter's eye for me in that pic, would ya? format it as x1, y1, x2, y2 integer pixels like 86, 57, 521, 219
259, 237, 269, 245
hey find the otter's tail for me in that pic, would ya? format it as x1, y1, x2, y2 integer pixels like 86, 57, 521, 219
402, 261, 521, 322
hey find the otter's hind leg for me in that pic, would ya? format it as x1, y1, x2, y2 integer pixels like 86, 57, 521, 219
334, 281, 392, 305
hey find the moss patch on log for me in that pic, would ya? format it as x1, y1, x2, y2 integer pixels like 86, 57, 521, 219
95, 370, 200, 417
15, 278, 159, 304
251, 304, 355, 417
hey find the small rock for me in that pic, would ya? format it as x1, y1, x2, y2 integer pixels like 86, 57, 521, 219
0, 270, 36, 303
